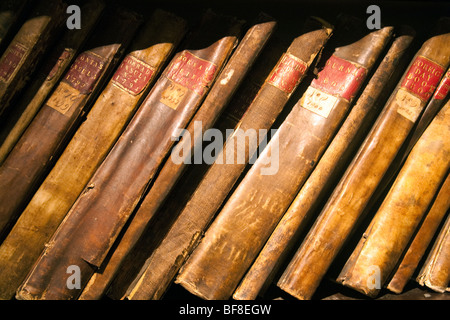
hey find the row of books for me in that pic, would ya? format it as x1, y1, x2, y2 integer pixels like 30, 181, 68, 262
0, 0, 448, 300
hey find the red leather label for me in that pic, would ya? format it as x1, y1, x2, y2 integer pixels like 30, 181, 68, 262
166, 51, 217, 96
111, 55, 155, 95
401, 56, 444, 101
0, 42, 27, 82
433, 69, 450, 100
63, 51, 105, 94
267, 53, 307, 94
311, 55, 367, 101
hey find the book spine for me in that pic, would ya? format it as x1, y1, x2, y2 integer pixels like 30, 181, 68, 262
233, 27, 415, 300
416, 214, 450, 293
120, 19, 334, 301
0, 0, 66, 116
0, 0, 30, 54
277, 30, 450, 300
79, 14, 276, 300
16, 10, 244, 300
0, 0, 106, 165
0, 6, 142, 240
337, 100, 450, 298
176, 26, 394, 301
387, 172, 450, 293
0, 9, 186, 301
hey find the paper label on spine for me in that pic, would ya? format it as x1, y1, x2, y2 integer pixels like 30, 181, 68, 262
433, 70, 450, 100
300, 86, 338, 118
62, 51, 105, 94
267, 53, 307, 94
401, 56, 444, 101
112, 55, 155, 95
0, 42, 27, 83
165, 51, 217, 96
395, 88, 423, 122
46, 82, 84, 115
160, 81, 188, 110
311, 55, 367, 101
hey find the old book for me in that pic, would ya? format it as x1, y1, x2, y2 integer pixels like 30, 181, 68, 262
0, 0, 66, 116
0, 0, 106, 165
0, 6, 143, 239
416, 214, 450, 293
79, 13, 277, 300
387, 172, 450, 293
176, 25, 394, 300
0, 0, 30, 54
0, 9, 187, 301
337, 100, 450, 298
277, 29, 450, 300
119, 17, 334, 301
16, 10, 244, 300
233, 27, 415, 300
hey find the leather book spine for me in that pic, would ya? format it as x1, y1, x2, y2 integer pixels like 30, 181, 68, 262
0, 9, 186, 301
0, 0, 106, 165
79, 14, 277, 300
233, 27, 415, 300
416, 214, 450, 293
16, 10, 244, 300
337, 100, 450, 298
387, 172, 450, 293
120, 18, 334, 301
277, 30, 450, 300
0, 7, 143, 239
0, 0, 66, 116
0, 0, 30, 54
176, 26, 394, 301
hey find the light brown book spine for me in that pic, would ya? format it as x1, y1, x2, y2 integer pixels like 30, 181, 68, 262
337, 100, 450, 298
119, 19, 334, 301
416, 214, 450, 293
0, 7, 143, 239
277, 31, 450, 300
176, 26, 394, 301
0, 0, 30, 53
0, 0, 66, 116
0, 9, 187, 301
387, 172, 450, 293
0, 0, 106, 165
16, 10, 244, 300
79, 15, 277, 300
233, 28, 415, 300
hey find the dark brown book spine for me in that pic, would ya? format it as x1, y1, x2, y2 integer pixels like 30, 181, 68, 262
387, 172, 450, 293
0, 0, 30, 54
337, 100, 450, 298
0, 0, 66, 116
233, 27, 415, 300
176, 26, 394, 301
277, 30, 450, 300
16, 10, 244, 300
118, 18, 333, 301
0, 6, 142, 239
0, 0, 106, 165
0, 9, 187, 301
79, 14, 277, 300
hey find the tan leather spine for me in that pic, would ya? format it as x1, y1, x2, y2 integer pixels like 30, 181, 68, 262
337, 100, 450, 298
233, 28, 414, 300
277, 30, 450, 300
0, 0, 29, 53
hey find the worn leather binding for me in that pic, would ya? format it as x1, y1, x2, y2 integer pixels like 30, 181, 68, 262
0, 6, 143, 240
337, 100, 450, 298
113, 17, 333, 301
416, 213, 450, 293
0, 0, 66, 116
277, 29, 450, 300
0, 9, 186, 301
387, 172, 450, 293
79, 14, 277, 300
176, 25, 394, 301
0, 0, 29, 54
0, 0, 106, 165
233, 27, 415, 300
16, 10, 243, 300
